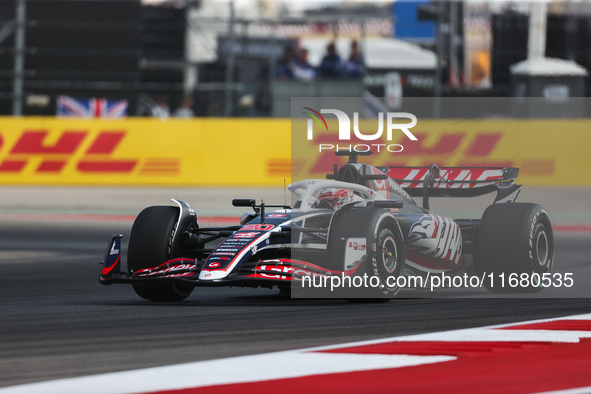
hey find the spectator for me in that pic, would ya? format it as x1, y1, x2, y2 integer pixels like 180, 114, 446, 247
344, 40, 365, 78
318, 42, 344, 78
276, 46, 296, 81
292, 48, 316, 82
173, 95, 194, 118
151, 97, 169, 119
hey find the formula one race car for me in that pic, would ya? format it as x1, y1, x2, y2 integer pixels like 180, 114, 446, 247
99, 150, 554, 301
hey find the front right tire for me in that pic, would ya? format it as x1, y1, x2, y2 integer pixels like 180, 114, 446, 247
128, 206, 194, 301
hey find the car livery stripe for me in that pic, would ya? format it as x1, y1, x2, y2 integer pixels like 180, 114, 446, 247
133, 258, 195, 275
201, 233, 267, 277
101, 255, 120, 275
200, 220, 292, 280
245, 258, 364, 280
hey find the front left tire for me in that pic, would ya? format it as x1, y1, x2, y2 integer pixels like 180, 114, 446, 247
327, 207, 405, 302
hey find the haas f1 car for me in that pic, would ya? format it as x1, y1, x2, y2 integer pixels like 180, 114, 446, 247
100, 151, 554, 301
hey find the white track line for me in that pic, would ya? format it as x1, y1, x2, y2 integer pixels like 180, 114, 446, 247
2, 312, 591, 394
305, 312, 591, 351
535, 387, 591, 394
0, 353, 453, 394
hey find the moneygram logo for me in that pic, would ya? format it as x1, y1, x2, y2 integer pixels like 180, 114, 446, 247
302, 107, 418, 153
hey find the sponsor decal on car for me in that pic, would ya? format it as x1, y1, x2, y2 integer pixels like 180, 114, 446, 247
254, 264, 308, 280
109, 241, 119, 255
407, 214, 462, 265
209, 256, 232, 261
345, 238, 367, 268
209, 262, 221, 268
135, 263, 195, 277
348, 241, 366, 251
250, 263, 343, 281
163, 271, 193, 278
408, 215, 439, 241
390, 168, 505, 189
241, 224, 274, 231
233, 232, 260, 239
223, 241, 250, 246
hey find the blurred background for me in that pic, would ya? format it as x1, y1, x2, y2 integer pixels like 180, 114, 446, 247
1, 0, 590, 118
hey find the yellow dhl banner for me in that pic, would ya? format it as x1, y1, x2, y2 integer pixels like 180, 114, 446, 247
0, 117, 291, 186
0, 117, 588, 186
293, 118, 591, 186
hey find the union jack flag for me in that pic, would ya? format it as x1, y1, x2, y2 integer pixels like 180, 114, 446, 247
57, 95, 128, 118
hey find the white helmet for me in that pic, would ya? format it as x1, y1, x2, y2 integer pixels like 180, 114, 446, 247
312, 188, 354, 209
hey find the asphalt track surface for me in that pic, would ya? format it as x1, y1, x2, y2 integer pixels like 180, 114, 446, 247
1, 217, 591, 389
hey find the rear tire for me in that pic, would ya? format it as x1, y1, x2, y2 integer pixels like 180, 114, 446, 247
128, 206, 194, 301
474, 203, 553, 293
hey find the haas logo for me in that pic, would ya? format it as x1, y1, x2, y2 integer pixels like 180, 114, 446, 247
408, 215, 462, 265
408, 215, 438, 243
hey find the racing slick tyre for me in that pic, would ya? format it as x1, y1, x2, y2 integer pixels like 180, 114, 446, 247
128, 206, 194, 301
474, 203, 554, 293
328, 207, 405, 302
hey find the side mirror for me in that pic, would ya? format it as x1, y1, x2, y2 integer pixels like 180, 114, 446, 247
240, 212, 258, 225
232, 199, 256, 207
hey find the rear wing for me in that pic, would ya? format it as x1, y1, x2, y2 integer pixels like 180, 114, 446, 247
381, 165, 522, 210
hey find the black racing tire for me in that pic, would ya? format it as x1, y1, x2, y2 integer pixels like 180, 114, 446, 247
474, 203, 554, 293
368, 220, 406, 298
128, 206, 194, 301
325, 207, 404, 302
277, 285, 291, 298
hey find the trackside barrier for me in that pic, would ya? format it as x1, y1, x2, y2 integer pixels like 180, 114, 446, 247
0, 117, 290, 186
0, 117, 588, 186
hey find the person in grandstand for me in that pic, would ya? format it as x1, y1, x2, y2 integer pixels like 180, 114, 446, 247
151, 97, 170, 119
293, 48, 316, 82
344, 40, 365, 78
276, 45, 297, 81
318, 42, 344, 78
173, 95, 194, 118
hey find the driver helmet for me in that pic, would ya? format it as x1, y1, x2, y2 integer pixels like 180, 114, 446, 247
312, 188, 354, 209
